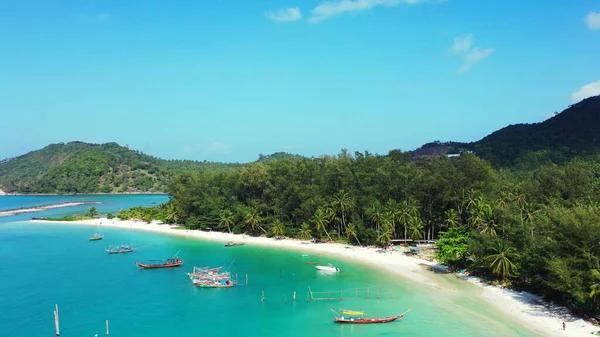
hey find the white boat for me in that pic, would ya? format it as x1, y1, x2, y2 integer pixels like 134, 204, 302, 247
316, 263, 340, 272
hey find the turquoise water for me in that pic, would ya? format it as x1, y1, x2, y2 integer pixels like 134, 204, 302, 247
0, 195, 537, 337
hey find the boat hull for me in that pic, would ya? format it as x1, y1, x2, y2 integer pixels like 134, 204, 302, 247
316, 266, 339, 272
136, 262, 183, 269
106, 249, 133, 254
334, 316, 399, 324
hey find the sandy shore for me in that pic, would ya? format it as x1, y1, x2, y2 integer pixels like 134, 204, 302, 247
0, 187, 6, 196
28, 217, 598, 336
0, 202, 99, 217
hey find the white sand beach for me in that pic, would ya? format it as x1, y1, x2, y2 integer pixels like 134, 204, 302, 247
28, 217, 598, 337
0, 202, 98, 217
0, 187, 6, 196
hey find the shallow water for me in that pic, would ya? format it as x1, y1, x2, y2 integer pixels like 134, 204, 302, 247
0, 195, 536, 337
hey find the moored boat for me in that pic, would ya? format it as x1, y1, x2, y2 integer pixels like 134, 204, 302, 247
316, 263, 340, 272
224, 242, 244, 247
332, 309, 409, 324
136, 257, 183, 269
89, 233, 103, 241
105, 245, 134, 254
187, 266, 236, 287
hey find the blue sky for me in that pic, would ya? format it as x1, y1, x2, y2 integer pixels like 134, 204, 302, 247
1, 0, 599, 162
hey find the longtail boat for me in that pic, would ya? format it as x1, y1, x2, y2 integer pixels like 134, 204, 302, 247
136, 258, 183, 269
332, 309, 411, 324
89, 233, 103, 241
105, 245, 134, 254
187, 266, 235, 287
224, 242, 244, 247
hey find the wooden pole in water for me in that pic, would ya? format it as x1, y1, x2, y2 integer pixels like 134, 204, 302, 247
246, 274, 248, 285
54, 304, 60, 336
293, 291, 296, 301
261, 291, 265, 303
106, 320, 109, 336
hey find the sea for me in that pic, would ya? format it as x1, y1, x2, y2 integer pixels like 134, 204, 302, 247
0, 195, 537, 337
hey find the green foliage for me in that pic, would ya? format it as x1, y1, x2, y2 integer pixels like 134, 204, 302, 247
41, 215, 91, 221
0, 141, 240, 194
436, 227, 470, 265
106, 213, 114, 219
87, 207, 99, 218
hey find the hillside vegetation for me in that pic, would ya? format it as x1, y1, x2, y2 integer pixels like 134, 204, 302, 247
411, 95, 600, 168
0, 142, 240, 194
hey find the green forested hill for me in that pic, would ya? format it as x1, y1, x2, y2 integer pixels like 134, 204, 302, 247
410, 95, 600, 168
470, 95, 600, 167
0, 142, 240, 194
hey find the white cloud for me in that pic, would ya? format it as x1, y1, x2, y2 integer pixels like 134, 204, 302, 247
309, 0, 425, 23
266, 8, 302, 22
451, 35, 494, 73
585, 11, 600, 30
207, 142, 231, 155
570, 80, 600, 102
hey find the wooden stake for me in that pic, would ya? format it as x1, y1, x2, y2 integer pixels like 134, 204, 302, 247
261, 291, 265, 303
293, 291, 296, 301
106, 320, 109, 336
246, 274, 248, 285
54, 304, 60, 336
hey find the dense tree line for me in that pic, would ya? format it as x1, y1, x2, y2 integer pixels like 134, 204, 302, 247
140, 149, 600, 316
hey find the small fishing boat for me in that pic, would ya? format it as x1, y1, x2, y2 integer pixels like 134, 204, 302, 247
89, 233, 104, 241
224, 242, 244, 247
332, 309, 408, 324
316, 263, 340, 272
105, 245, 134, 254
193, 279, 234, 288
136, 257, 183, 269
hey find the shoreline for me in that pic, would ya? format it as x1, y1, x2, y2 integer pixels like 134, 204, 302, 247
0, 202, 100, 217
0, 191, 167, 196
27, 217, 598, 336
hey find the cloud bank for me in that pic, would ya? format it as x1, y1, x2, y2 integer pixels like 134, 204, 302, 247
571, 80, 600, 102
266, 8, 302, 22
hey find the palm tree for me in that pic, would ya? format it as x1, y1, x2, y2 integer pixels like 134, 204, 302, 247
478, 206, 497, 236
244, 207, 266, 234
523, 202, 540, 238
368, 201, 384, 236
397, 200, 415, 240
345, 222, 361, 246
444, 209, 460, 229
312, 208, 332, 242
164, 202, 180, 224
332, 190, 354, 236
298, 222, 312, 240
497, 191, 513, 210
218, 209, 235, 233
484, 241, 519, 279
271, 219, 285, 238
408, 216, 424, 240
87, 207, 99, 218
378, 225, 393, 248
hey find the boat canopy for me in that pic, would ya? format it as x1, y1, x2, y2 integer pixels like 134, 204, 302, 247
341, 310, 364, 316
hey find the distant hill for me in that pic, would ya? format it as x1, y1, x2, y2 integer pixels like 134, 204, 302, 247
0, 142, 240, 194
256, 152, 304, 163
470, 95, 600, 167
410, 95, 600, 167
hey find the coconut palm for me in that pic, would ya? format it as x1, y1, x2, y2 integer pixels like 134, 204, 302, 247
244, 207, 266, 234
218, 209, 234, 233
298, 222, 312, 240
478, 206, 497, 236
444, 209, 460, 229
164, 202, 180, 224
312, 208, 332, 242
378, 225, 393, 248
87, 207, 99, 218
368, 201, 384, 236
345, 222, 361, 246
332, 190, 354, 235
484, 241, 519, 279
271, 219, 285, 238
408, 216, 424, 240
